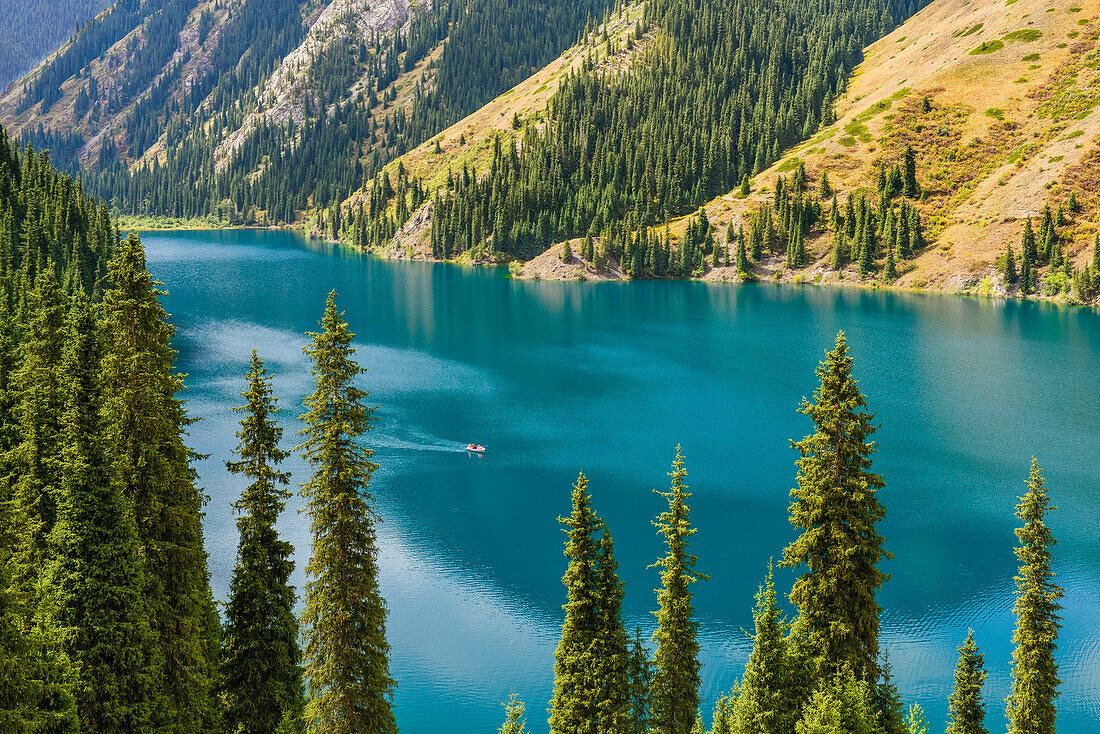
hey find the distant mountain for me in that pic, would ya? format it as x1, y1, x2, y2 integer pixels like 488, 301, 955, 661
0, 0, 111, 87
0, 0, 612, 222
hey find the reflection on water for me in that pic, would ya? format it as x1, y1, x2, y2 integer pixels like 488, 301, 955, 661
142, 228, 1100, 733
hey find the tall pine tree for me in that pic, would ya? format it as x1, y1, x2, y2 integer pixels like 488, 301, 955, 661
1005, 460, 1062, 734
8, 272, 67, 616
783, 331, 890, 684
549, 473, 629, 734
298, 291, 396, 734
222, 350, 304, 734
42, 293, 159, 734
101, 232, 216, 734
649, 447, 707, 734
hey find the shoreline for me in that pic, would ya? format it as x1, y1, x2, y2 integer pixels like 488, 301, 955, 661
132, 223, 1098, 310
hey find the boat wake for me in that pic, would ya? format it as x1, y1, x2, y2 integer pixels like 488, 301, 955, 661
373, 429, 475, 454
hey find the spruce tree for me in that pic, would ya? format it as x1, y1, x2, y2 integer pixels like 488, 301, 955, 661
874, 652, 906, 734
904, 704, 928, 734
595, 528, 630, 734
795, 675, 879, 734
298, 291, 395, 734
1003, 243, 1017, 286
101, 233, 215, 734
1005, 460, 1063, 734
0, 446, 76, 734
782, 332, 890, 684
946, 630, 987, 734
8, 271, 67, 614
902, 146, 919, 198
726, 564, 808, 734
858, 223, 873, 280
42, 293, 159, 734
627, 628, 652, 734
499, 693, 529, 734
223, 351, 304, 734
736, 232, 748, 273
549, 472, 623, 734
649, 447, 707, 734
1020, 219, 1036, 295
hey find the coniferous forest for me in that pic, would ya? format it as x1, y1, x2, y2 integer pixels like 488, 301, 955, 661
0, 130, 1072, 732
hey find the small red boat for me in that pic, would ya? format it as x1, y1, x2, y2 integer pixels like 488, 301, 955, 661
466, 443, 486, 453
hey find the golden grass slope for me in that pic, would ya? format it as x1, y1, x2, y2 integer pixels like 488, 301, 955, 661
700, 0, 1100, 294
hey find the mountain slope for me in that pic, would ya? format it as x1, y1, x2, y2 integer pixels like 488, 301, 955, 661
360, 0, 1100, 304
0, 0, 111, 87
0, 0, 616, 224
695, 0, 1100, 298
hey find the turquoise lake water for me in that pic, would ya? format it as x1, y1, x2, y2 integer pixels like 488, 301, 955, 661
140, 228, 1100, 733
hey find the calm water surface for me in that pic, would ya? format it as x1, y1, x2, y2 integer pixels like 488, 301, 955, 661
141, 229, 1100, 733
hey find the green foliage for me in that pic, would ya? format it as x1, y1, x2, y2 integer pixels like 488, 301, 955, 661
549, 473, 630, 734
9, 273, 67, 613
0, 129, 118, 734
783, 332, 890, 684
1003, 29, 1043, 42
0, 0, 107, 86
1005, 460, 1062, 734
102, 233, 216, 734
717, 564, 812, 734
1003, 242, 1017, 286
969, 41, 1004, 55
42, 294, 160, 733
222, 351, 304, 734
498, 693, 529, 734
874, 652, 907, 734
298, 292, 395, 734
1019, 218, 1036, 294
903, 703, 928, 734
947, 630, 988, 734
795, 675, 880, 734
650, 447, 707, 734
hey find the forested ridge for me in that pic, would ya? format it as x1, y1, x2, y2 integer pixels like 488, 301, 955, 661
0, 1, 110, 88
347, 0, 929, 266
4, 0, 619, 228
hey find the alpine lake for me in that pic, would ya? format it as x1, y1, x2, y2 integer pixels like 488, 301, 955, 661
141, 228, 1100, 733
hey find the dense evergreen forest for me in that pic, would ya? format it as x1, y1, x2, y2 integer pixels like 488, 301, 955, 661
10, 0, 618, 226
0, 130, 1067, 732
0, 1, 110, 87
349, 0, 929, 268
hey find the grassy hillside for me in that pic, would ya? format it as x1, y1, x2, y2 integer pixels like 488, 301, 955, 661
699, 0, 1100, 298
362, 0, 1100, 305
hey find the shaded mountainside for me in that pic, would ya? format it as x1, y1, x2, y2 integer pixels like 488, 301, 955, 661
0, 0, 617, 223
0, 0, 111, 88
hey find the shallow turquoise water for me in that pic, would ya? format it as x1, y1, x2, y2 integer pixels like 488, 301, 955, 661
141, 228, 1100, 733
